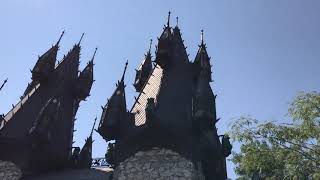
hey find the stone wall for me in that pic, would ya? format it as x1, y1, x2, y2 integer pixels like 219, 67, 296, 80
0, 160, 112, 180
0, 160, 22, 180
22, 168, 112, 180
113, 148, 205, 180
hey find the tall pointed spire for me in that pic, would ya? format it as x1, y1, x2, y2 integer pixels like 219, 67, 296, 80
120, 60, 128, 83
201, 29, 204, 45
78, 33, 85, 46
90, 47, 98, 63
167, 11, 171, 27
148, 39, 152, 54
156, 12, 174, 69
90, 117, 97, 137
176, 16, 179, 27
56, 30, 65, 47
193, 29, 216, 130
194, 29, 212, 82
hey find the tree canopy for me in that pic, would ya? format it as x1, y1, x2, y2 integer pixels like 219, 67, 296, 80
230, 91, 320, 180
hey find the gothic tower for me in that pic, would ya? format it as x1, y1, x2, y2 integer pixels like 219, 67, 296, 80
0, 32, 95, 173
98, 13, 231, 180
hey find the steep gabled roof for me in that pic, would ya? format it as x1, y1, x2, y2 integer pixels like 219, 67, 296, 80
97, 61, 128, 140
54, 33, 82, 80
75, 48, 96, 100
31, 31, 64, 81
23, 32, 64, 96
0, 83, 40, 131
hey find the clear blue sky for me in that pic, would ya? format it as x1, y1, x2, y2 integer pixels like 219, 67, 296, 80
1, 0, 320, 179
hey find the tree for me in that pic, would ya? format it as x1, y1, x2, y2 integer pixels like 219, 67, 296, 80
230, 92, 320, 180
105, 142, 115, 168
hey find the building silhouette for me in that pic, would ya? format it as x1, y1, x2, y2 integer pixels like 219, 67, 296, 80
0, 32, 95, 174
0, 13, 232, 180
98, 12, 231, 179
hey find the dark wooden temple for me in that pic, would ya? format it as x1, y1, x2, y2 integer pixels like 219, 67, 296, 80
0, 32, 96, 174
97, 13, 232, 179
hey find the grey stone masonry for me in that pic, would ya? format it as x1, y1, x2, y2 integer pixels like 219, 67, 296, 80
0, 160, 112, 180
22, 168, 112, 180
113, 148, 205, 180
0, 160, 22, 180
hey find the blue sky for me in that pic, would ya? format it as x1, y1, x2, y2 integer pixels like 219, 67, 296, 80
1, 0, 320, 179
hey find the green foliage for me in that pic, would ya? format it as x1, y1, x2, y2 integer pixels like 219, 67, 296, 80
230, 92, 320, 180
105, 142, 115, 167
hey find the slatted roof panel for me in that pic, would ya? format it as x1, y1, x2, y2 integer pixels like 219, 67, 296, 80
130, 64, 163, 126
0, 84, 40, 130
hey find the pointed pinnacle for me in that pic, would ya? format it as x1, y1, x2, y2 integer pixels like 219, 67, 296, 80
167, 11, 171, 27
120, 60, 129, 82
90, 117, 97, 136
201, 29, 204, 45
56, 30, 65, 46
176, 16, 179, 27
90, 47, 98, 63
78, 33, 85, 45
148, 39, 153, 53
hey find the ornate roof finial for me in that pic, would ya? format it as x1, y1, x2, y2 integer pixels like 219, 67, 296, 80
167, 11, 171, 27
56, 30, 65, 46
120, 60, 129, 82
176, 16, 179, 27
148, 39, 153, 53
201, 29, 204, 45
78, 33, 85, 45
90, 117, 97, 137
91, 47, 98, 62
